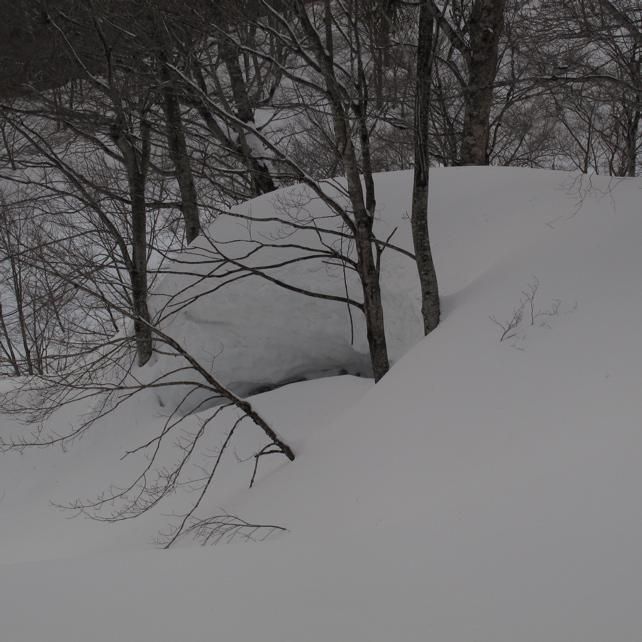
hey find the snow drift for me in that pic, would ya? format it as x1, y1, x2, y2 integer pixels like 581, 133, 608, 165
1, 167, 642, 642
149, 172, 424, 406
148, 167, 582, 409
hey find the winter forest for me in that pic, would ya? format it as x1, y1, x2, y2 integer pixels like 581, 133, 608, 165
0, 1, 641, 641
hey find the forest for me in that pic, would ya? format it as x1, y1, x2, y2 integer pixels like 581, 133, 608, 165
0, 3, 641, 640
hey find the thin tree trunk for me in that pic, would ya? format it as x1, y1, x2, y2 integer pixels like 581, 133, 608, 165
0, 299, 21, 376
0, 120, 16, 171
372, 0, 397, 108
111, 119, 153, 366
9, 254, 34, 375
412, 0, 440, 334
215, 10, 277, 196
154, 19, 202, 245
344, 120, 390, 380
354, 216, 390, 381
625, 109, 640, 177
160, 67, 201, 244
318, 1, 390, 381
130, 173, 153, 367
624, 63, 640, 177
343, 119, 390, 380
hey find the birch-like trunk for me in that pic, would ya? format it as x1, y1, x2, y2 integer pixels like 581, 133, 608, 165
302, 0, 391, 381
412, 0, 440, 334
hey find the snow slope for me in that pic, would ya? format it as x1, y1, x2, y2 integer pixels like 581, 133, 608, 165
148, 167, 577, 408
1, 167, 641, 641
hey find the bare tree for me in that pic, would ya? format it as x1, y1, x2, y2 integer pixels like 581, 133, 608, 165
412, 0, 440, 334
430, 0, 507, 165
523, 0, 641, 175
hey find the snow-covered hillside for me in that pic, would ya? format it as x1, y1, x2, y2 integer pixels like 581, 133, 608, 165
148, 167, 583, 407
1, 167, 641, 641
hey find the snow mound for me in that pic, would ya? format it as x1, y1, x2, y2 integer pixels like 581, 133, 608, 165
149, 172, 425, 408
149, 167, 582, 409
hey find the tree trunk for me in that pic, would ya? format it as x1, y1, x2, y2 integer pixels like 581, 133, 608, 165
160, 59, 201, 244
354, 216, 390, 381
0, 299, 21, 376
623, 57, 640, 177
130, 174, 153, 367
344, 115, 391, 379
459, 0, 506, 165
111, 119, 153, 366
342, 119, 391, 380
216, 12, 277, 196
626, 108, 640, 177
372, 0, 397, 108
305, 0, 391, 381
9, 254, 34, 375
412, 0, 440, 334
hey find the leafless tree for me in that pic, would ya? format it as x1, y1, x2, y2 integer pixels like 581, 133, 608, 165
522, 0, 641, 175
411, 0, 440, 333
430, 0, 507, 165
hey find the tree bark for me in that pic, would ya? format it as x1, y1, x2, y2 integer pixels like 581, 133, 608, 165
215, 9, 277, 196
8, 253, 34, 375
459, 0, 506, 165
111, 118, 153, 366
0, 299, 21, 376
130, 173, 153, 367
624, 54, 640, 177
159, 56, 201, 244
412, 0, 440, 334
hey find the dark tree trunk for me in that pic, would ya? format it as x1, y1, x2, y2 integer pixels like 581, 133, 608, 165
0, 299, 21, 376
621, 105, 640, 177
130, 172, 153, 367
216, 11, 277, 196
354, 216, 390, 381
623, 56, 640, 177
8, 254, 34, 375
342, 117, 390, 380
159, 57, 201, 244
459, 0, 506, 165
412, 0, 440, 334
111, 119, 153, 366
371, 0, 398, 108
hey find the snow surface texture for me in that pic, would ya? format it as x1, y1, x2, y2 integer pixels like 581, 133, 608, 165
1, 168, 642, 641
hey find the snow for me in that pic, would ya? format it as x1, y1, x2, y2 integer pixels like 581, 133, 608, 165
1, 167, 642, 641
148, 167, 566, 409
149, 171, 425, 409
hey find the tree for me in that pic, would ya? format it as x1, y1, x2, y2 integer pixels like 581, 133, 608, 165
459, 0, 507, 165
164, 0, 400, 380
430, 0, 507, 165
523, 0, 641, 175
411, 0, 440, 334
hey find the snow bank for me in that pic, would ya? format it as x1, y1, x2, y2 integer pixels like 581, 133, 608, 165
148, 167, 579, 410
2, 168, 642, 642
148, 172, 423, 408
